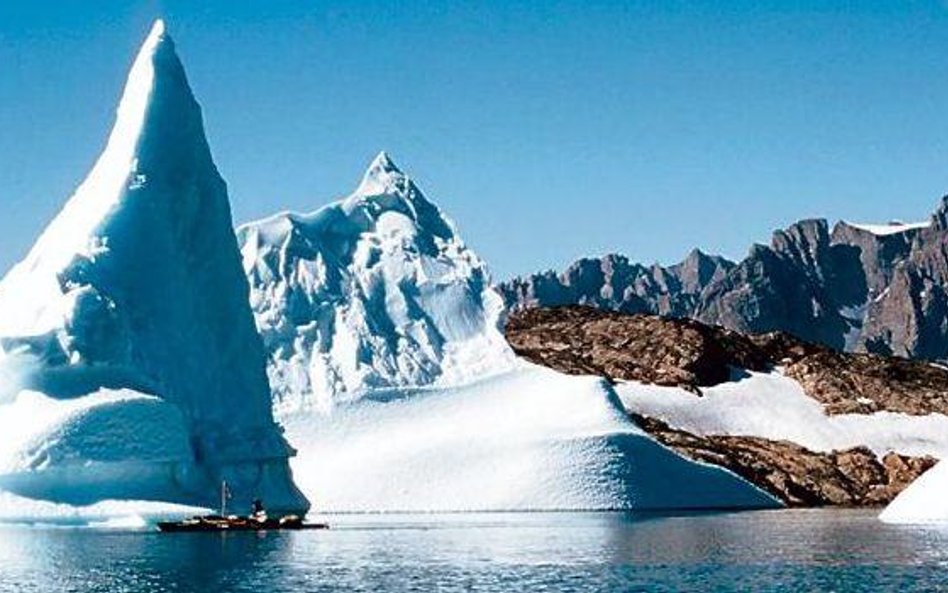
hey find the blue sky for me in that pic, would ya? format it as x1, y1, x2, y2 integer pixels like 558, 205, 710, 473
2, 1, 948, 279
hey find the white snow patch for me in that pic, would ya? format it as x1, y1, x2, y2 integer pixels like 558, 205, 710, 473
616, 370, 948, 458
0, 388, 190, 475
839, 302, 867, 351
845, 220, 930, 236
283, 364, 779, 512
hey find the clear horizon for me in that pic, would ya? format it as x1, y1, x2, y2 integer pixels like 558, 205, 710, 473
3, 1, 948, 279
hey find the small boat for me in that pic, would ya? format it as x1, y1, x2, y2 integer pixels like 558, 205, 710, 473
157, 480, 328, 533
157, 514, 328, 533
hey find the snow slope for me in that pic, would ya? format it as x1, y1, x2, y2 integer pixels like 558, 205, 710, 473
616, 370, 948, 458
0, 21, 306, 512
238, 153, 515, 414
283, 364, 780, 512
880, 461, 948, 523
0, 388, 192, 503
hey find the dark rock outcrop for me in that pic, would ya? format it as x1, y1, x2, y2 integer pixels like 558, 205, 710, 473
695, 219, 865, 351
633, 414, 936, 507
507, 305, 948, 416
859, 199, 948, 361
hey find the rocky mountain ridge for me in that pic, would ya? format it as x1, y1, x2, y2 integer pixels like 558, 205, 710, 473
500, 202, 948, 363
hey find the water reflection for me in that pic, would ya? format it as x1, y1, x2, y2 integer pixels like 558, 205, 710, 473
2, 509, 948, 592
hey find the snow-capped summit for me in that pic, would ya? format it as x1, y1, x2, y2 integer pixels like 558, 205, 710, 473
0, 21, 307, 512
239, 153, 515, 414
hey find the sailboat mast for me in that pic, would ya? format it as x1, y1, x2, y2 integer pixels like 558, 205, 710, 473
220, 480, 227, 516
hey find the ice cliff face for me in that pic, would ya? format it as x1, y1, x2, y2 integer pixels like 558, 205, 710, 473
238, 153, 515, 414
0, 21, 307, 512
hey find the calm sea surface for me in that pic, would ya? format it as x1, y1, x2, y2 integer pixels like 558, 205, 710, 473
1, 509, 947, 592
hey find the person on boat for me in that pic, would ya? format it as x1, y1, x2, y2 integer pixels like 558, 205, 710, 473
250, 498, 267, 523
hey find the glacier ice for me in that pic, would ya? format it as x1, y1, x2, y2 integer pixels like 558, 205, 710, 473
284, 364, 780, 512
238, 152, 515, 414
0, 491, 209, 528
0, 20, 307, 513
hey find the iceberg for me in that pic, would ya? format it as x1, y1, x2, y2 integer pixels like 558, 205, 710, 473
238, 152, 516, 414
241, 154, 778, 511
0, 20, 781, 517
0, 20, 307, 513
284, 364, 780, 512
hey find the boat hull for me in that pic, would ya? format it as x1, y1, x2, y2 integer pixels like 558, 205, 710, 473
157, 515, 328, 532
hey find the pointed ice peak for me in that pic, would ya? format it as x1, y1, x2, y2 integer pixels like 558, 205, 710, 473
369, 151, 400, 174
0, 19, 209, 335
353, 151, 411, 199
8, 18, 202, 283
150, 18, 166, 38
118, 19, 172, 132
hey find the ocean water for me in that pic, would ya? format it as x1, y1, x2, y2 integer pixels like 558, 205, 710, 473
1, 509, 946, 592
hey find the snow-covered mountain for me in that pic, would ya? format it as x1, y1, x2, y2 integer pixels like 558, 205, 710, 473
237, 153, 515, 414
0, 21, 307, 513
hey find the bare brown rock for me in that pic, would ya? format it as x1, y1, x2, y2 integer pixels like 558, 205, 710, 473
505, 305, 947, 506
505, 306, 769, 393
632, 414, 937, 507
508, 305, 948, 416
